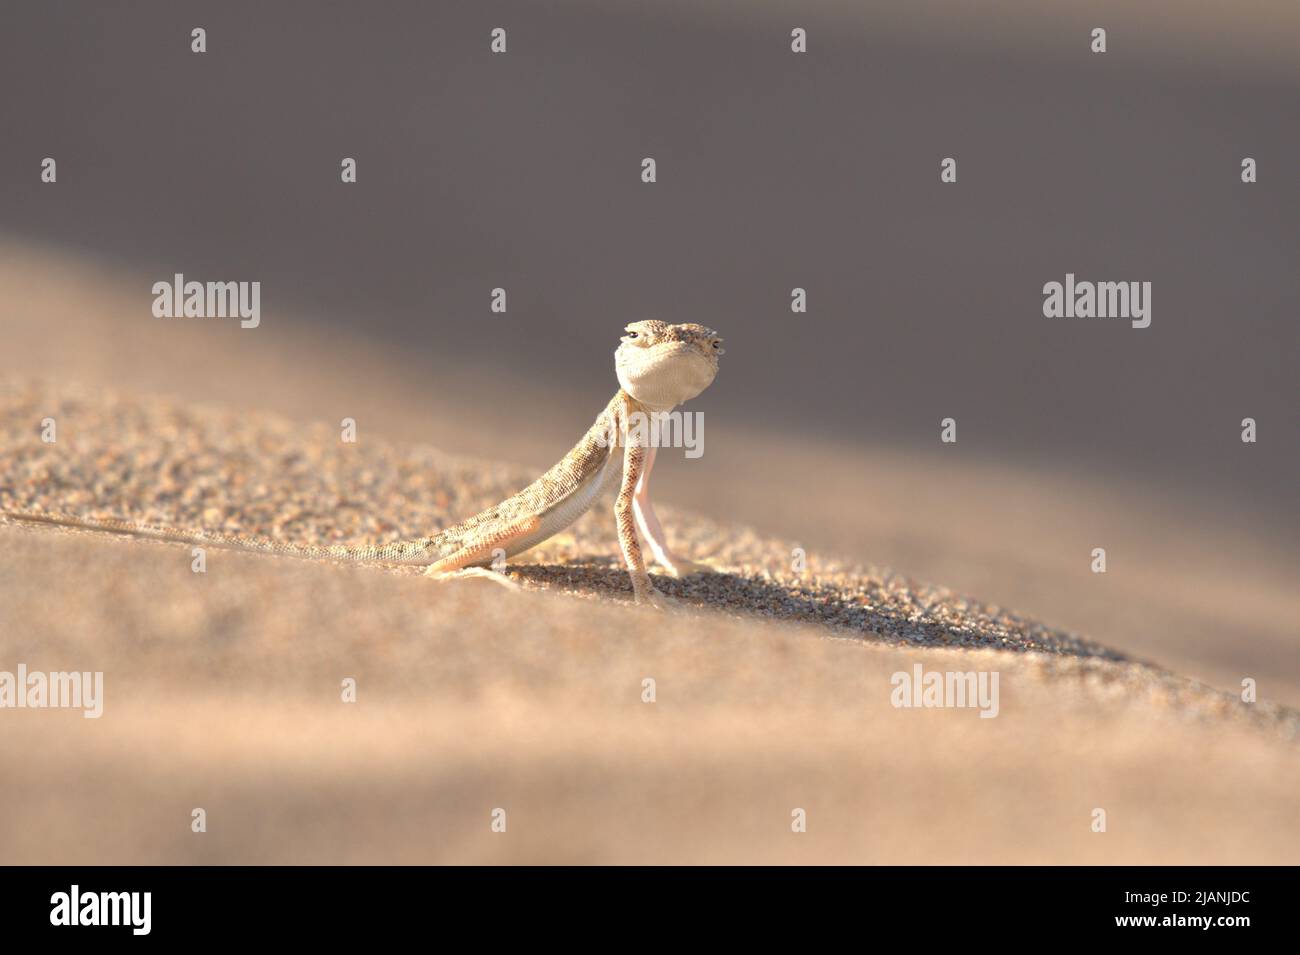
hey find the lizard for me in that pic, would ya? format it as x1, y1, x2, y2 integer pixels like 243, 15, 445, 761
1, 320, 724, 606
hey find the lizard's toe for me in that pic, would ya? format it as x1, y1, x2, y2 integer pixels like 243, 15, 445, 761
428, 565, 523, 592
635, 587, 682, 611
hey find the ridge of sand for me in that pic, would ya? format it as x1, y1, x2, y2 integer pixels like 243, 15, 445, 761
0, 377, 1138, 659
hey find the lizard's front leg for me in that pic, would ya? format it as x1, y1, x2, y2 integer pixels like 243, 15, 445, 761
616, 437, 665, 606
632, 446, 710, 578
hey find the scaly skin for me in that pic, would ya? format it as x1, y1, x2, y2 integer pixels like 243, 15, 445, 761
1, 321, 724, 605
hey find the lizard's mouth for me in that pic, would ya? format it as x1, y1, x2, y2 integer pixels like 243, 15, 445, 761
617, 343, 717, 410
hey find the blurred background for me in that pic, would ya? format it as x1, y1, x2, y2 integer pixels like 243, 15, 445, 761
1, 3, 1297, 694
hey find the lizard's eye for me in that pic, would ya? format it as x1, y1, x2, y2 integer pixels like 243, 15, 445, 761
711, 340, 722, 349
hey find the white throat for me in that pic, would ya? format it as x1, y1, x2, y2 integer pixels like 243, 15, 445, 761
617, 349, 716, 412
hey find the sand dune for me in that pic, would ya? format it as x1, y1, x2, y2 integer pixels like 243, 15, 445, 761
2, 367, 1297, 864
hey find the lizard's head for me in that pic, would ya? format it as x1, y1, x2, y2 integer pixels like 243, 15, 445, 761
615, 320, 723, 410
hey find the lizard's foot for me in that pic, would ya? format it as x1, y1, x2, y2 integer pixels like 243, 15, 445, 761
633, 584, 681, 611
425, 565, 523, 592
655, 556, 713, 579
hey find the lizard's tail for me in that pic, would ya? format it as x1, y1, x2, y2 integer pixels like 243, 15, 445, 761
0, 508, 435, 565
